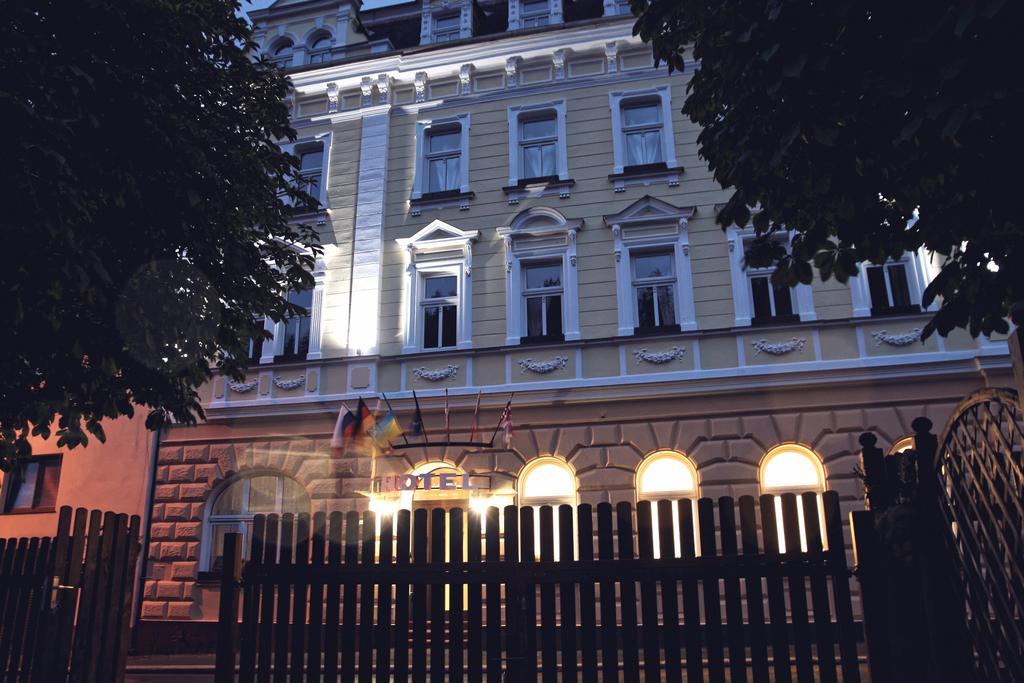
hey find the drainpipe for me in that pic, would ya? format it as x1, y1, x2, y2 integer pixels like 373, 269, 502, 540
130, 419, 162, 653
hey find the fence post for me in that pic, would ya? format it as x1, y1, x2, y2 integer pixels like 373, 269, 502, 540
859, 432, 888, 510
850, 510, 893, 683
215, 533, 242, 683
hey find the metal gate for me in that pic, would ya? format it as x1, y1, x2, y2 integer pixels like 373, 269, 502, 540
935, 389, 1024, 681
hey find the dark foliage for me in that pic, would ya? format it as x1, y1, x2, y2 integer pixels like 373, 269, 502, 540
633, 0, 1023, 338
0, 0, 321, 462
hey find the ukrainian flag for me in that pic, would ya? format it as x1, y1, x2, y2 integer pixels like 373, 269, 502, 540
371, 410, 402, 447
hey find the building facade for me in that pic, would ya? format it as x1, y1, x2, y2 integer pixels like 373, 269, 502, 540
133, 0, 1013, 649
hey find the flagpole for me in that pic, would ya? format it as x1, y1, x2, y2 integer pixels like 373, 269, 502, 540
468, 390, 483, 443
413, 390, 429, 446
380, 392, 410, 445
488, 392, 514, 446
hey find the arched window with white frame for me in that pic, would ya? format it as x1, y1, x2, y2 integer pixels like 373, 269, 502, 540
306, 31, 334, 65
636, 450, 700, 558
518, 457, 578, 559
269, 39, 294, 68
759, 444, 828, 553
203, 473, 309, 571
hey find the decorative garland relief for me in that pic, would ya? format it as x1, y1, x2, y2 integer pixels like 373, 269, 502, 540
228, 380, 258, 394
751, 337, 807, 356
518, 356, 568, 374
273, 376, 305, 391
872, 328, 922, 347
414, 364, 459, 382
633, 346, 686, 365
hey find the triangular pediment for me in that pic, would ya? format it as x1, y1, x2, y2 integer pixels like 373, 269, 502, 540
396, 219, 479, 251
604, 195, 695, 226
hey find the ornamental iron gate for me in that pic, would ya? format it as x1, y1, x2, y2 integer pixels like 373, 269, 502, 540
214, 493, 863, 682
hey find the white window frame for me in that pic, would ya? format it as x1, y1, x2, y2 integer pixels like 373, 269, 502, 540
259, 256, 327, 363
508, 0, 563, 30
432, 12, 462, 43
605, 197, 696, 335
497, 208, 582, 345
521, 260, 566, 339
281, 132, 332, 210
412, 114, 471, 200
849, 249, 934, 317
609, 86, 678, 175
201, 473, 309, 571
507, 101, 569, 187
305, 30, 336, 65
396, 220, 479, 353
726, 226, 816, 327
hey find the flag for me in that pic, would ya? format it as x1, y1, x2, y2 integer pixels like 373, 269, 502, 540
371, 410, 402, 448
409, 391, 426, 440
353, 397, 375, 453
468, 391, 482, 442
330, 403, 356, 458
498, 399, 513, 447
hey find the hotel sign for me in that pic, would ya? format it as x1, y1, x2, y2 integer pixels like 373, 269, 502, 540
372, 473, 490, 494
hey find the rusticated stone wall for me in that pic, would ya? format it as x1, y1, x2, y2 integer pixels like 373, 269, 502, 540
139, 396, 960, 625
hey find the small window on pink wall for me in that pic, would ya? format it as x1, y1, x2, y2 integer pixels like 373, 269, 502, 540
4, 454, 62, 513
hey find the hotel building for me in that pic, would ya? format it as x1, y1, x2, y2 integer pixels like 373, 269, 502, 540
107, 0, 1012, 649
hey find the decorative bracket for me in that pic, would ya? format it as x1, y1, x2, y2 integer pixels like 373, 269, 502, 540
604, 42, 618, 73
872, 328, 922, 347
505, 57, 521, 88
518, 356, 568, 374
360, 76, 374, 106
326, 82, 339, 114
751, 337, 806, 356
633, 346, 686, 365
414, 364, 459, 382
552, 50, 567, 80
414, 72, 428, 102
459, 64, 474, 95
376, 74, 392, 104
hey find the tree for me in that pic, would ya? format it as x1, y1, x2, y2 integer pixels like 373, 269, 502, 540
633, 0, 1023, 339
0, 0, 321, 463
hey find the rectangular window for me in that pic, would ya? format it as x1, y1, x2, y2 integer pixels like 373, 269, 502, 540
279, 289, 312, 359
523, 262, 564, 340
426, 129, 461, 194
749, 273, 795, 323
5, 456, 61, 513
422, 275, 458, 349
519, 115, 558, 180
433, 13, 461, 43
521, 0, 551, 28
248, 319, 265, 364
297, 148, 323, 210
632, 251, 677, 329
622, 102, 664, 167
867, 262, 915, 313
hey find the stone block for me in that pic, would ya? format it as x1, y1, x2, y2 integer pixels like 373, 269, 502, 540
589, 423, 621, 446
725, 438, 765, 466
141, 601, 167, 619
153, 485, 179, 502
799, 411, 837, 447
186, 542, 200, 560
156, 581, 184, 599
699, 460, 757, 486
604, 445, 642, 469
493, 451, 525, 476
296, 458, 331, 484
190, 503, 206, 520
710, 417, 742, 440
567, 447, 603, 473
147, 543, 162, 560
194, 464, 220, 484
159, 542, 187, 561
174, 522, 202, 540
578, 466, 633, 489
143, 580, 158, 599
307, 478, 341, 498
210, 444, 236, 473
288, 439, 315, 456
456, 451, 493, 475
158, 447, 183, 464
183, 445, 210, 463
341, 477, 371, 496
166, 602, 194, 619
151, 504, 165, 521
178, 483, 208, 501
163, 503, 192, 521
251, 442, 271, 468
739, 415, 778, 445
690, 440, 729, 466
553, 426, 591, 458
150, 523, 174, 540
155, 466, 169, 483
170, 562, 198, 580
167, 465, 195, 483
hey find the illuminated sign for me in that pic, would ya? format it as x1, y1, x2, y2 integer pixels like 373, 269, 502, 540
372, 473, 487, 494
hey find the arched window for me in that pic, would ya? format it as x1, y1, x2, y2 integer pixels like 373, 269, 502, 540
519, 457, 577, 559
270, 40, 293, 68
636, 450, 699, 558
889, 436, 915, 455
759, 444, 827, 553
204, 474, 309, 570
307, 32, 334, 65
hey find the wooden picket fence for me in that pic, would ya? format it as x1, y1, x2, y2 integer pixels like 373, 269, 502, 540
0, 507, 141, 682
216, 491, 863, 682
